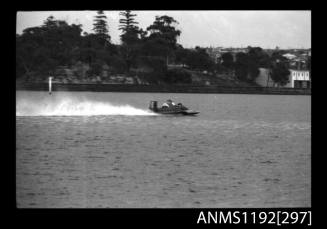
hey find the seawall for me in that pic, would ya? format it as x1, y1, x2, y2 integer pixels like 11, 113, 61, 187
16, 82, 311, 95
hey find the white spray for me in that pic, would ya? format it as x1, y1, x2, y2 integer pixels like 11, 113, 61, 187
16, 93, 157, 116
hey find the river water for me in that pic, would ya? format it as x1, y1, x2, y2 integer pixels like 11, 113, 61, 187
16, 91, 311, 208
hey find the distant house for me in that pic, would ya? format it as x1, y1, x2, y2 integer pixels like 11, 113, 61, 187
283, 53, 297, 60
283, 51, 310, 71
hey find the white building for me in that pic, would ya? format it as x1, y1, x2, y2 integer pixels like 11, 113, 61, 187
284, 70, 311, 88
255, 68, 311, 88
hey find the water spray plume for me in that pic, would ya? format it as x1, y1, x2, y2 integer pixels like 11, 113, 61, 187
16, 95, 157, 116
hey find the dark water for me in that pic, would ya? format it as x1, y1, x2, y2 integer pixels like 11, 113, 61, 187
16, 91, 311, 208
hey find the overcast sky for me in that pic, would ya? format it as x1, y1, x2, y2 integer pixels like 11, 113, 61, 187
16, 11, 311, 49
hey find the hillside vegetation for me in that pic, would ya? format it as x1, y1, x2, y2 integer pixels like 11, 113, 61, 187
17, 11, 295, 87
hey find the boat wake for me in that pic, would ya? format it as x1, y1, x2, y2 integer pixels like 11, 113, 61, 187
16, 96, 157, 116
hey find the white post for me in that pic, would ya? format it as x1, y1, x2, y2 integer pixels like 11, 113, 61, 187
49, 76, 53, 94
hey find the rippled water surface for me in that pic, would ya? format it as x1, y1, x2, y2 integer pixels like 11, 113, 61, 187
16, 91, 311, 208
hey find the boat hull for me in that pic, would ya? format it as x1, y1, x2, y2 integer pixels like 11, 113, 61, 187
151, 109, 199, 115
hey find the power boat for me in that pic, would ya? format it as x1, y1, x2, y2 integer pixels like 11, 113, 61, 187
149, 101, 199, 115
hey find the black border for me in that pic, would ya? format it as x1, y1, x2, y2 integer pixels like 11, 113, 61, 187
10, 4, 315, 227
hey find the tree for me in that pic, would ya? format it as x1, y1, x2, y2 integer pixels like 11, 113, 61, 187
268, 52, 290, 86
183, 47, 215, 72
234, 52, 249, 81
234, 47, 269, 82
119, 10, 142, 72
147, 15, 181, 45
270, 61, 290, 87
134, 15, 182, 82
92, 10, 111, 46
221, 52, 234, 69
16, 16, 83, 79
174, 45, 189, 66
145, 15, 181, 63
119, 10, 140, 45
248, 47, 270, 68
246, 47, 269, 81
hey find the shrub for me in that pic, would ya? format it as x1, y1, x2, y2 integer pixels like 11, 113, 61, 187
164, 68, 192, 84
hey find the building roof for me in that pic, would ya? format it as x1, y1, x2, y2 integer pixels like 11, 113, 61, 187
283, 53, 297, 60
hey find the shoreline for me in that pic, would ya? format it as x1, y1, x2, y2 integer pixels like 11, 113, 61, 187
16, 82, 311, 95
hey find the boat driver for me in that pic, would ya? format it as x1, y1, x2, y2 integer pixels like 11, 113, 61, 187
162, 99, 176, 108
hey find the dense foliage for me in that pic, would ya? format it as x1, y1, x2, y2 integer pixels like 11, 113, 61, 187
92, 10, 111, 45
269, 53, 291, 86
164, 69, 192, 84
16, 11, 298, 86
16, 16, 83, 80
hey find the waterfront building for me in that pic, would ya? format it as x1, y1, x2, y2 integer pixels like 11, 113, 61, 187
285, 70, 311, 88
255, 68, 311, 89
